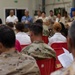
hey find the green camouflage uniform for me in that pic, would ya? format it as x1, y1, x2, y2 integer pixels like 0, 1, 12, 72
0, 50, 40, 75
21, 41, 56, 59
51, 60, 75, 75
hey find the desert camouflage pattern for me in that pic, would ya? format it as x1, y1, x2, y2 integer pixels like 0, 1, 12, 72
51, 60, 75, 75
0, 50, 40, 75
22, 41, 56, 59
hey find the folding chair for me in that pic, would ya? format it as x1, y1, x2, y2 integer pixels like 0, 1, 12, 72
42, 36, 48, 44
21, 45, 29, 49
51, 42, 68, 70
36, 58, 55, 75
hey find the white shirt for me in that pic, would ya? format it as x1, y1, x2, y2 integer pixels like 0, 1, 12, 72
16, 32, 31, 45
6, 15, 18, 23
48, 33, 66, 46
55, 17, 65, 24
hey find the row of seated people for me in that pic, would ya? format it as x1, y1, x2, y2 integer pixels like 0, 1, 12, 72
0, 19, 74, 75
6, 20, 68, 74
0, 21, 56, 75
11, 20, 67, 52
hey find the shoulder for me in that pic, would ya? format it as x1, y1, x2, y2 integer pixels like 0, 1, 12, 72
29, 16, 33, 19
51, 68, 66, 75
22, 16, 26, 18
22, 44, 34, 51
6, 16, 10, 19
13, 15, 18, 18
51, 62, 75, 75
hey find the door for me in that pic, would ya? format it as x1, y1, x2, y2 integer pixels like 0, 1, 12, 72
16, 9, 25, 22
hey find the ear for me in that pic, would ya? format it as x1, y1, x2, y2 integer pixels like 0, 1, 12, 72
0, 43, 4, 53
30, 31, 34, 37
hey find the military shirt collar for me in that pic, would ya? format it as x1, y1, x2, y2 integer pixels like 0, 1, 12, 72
33, 40, 44, 43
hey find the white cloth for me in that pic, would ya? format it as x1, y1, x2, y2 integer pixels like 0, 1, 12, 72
55, 17, 65, 24
48, 33, 66, 46
6, 15, 18, 23
16, 32, 31, 45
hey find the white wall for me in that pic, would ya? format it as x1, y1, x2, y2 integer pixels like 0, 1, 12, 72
0, 0, 72, 23
0, 0, 37, 23
45, 0, 72, 16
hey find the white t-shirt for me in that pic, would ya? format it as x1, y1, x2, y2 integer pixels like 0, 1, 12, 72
16, 32, 31, 45
6, 15, 18, 23
48, 33, 66, 46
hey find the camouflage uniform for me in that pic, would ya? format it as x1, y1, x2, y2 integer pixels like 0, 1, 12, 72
51, 60, 75, 75
21, 41, 56, 59
0, 50, 40, 75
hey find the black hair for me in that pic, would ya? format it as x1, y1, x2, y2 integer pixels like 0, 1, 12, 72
50, 10, 53, 12
60, 22, 68, 37
57, 13, 61, 15
35, 19, 43, 25
37, 10, 42, 13
64, 11, 67, 14
15, 22, 24, 32
29, 23, 43, 36
7, 22, 14, 28
0, 25, 15, 48
41, 11, 46, 14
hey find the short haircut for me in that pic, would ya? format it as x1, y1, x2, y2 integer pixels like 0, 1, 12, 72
53, 22, 62, 32
37, 10, 42, 13
57, 13, 61, 15
68, 21, 75, 48
15, 22, 24, 32
29, 23, 43, 36
41, 11, 46, 14
0, 25, 15, 48
35, 19, 43, 25
7, 22, 14, 28
64, 11, 67, 15
50, 10, 53, 12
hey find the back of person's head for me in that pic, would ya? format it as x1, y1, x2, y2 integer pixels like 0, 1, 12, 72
68, 21, 75, 49
35, 19, 43, 25
50, 10, 53, 13
60, 22, 68, 37
29, 23, 43, 36
0, 25, 15, 48
7, 22, 14, 28
16, 22, 24, 32
53, 22, 62, 32
41, 11, 46, 14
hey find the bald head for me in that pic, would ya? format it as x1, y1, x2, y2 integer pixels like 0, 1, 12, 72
10, 10, 14, 16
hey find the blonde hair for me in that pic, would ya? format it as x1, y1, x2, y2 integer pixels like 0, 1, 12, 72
53, 22, 62, 32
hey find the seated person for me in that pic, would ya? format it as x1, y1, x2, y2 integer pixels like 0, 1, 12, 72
7, 22, 22, 52
0, 25, 40, 75
48, 22, 66, 46
16, 22, 31, 45
21, 23, 56, 59
56, 13, 65, 24
51, 20, 75, 75
60, 22, 68, 37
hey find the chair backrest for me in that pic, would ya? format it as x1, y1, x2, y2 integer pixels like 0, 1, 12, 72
15, 40, 22, 52
21, 45, 29, 49
51, 42, 68, 50
42, 36, 48, 44
36, 58, 55, 75
51, 42, 68, 70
